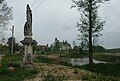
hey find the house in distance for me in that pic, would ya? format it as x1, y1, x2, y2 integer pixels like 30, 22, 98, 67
51, 38, 71, 51
37, 44, 48, 51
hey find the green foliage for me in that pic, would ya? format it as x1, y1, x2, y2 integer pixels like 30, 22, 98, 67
59, 61, 72, 66
93, 45, 105, 52
81, 72, 120, 81
0, 45, 9, 54
22, 69, 38, 79
34, 56, 55, 64
78, 63, 120, 81
72, 0, 110, 64
80, 63, 120, 76
53, 40, 61, 51
7, 37, 20, 53
72, 0, 108, 48
93, 53, 120, 63
105, 48, 120, 53
0, 54, 38, 81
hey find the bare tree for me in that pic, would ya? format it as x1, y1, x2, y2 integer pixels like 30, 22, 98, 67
0, 0, 12, 43
0, 0, 13, 30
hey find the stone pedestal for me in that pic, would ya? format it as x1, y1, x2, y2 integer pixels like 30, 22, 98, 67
23, 45, 33, 63
21, 37, 34, 68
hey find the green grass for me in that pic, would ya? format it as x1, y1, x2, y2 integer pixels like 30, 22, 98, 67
73, 63, 120, 81
58, 52, 120, 81
2, 52, 118, 81
34, 56, 55, 64
0, 54, 38, 81
93, 53, 120, 63
80, 63, 120, 76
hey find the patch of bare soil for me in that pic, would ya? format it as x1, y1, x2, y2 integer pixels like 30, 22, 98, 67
24, 63, 85, 81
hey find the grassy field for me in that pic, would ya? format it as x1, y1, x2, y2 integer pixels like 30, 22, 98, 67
78, 63, 120, 81
33, 54, 120, 81
0, 52, 120, 81
0, 54, 38, 81
93, 53, 120, 63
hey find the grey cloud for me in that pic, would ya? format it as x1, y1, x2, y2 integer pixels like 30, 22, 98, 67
5, 0, 120, 48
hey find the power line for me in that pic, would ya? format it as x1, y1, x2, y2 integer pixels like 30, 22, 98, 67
15, 15, 25, 25
15, 0, 45, 27
33, 0, 45, 11
14, 0, 39, 25
31, 0, 37, 6
32, 0, 40, 8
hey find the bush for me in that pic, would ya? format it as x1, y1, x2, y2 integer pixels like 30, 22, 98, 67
59, 61, 72, 66
34, 56, 55, 64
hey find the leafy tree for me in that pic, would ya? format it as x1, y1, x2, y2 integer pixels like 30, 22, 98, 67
53, 38, 61, 51
0, 0, 12, 29
0, 0, 13, 43
93, 45, 105, 52
7, 37, 15, 45
73, 45, 80, 54
71, 0, 109, 64
7, 37, 19, 53
54, 40, 60, 51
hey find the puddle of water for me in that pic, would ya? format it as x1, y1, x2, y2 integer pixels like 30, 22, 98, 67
70, 57, 107, 66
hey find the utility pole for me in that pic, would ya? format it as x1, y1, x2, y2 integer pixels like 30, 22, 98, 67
10, 25, 14, 54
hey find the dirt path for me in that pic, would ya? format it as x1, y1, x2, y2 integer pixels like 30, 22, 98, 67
24, 54, 84, 81
24, 63, 85, 81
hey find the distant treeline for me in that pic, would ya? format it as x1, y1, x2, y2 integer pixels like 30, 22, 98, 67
93, 46, 120, 53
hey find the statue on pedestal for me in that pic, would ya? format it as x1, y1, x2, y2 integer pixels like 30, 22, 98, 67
21, 4, 35, 68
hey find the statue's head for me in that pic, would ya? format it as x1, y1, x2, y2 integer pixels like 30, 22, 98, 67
27, 4, 31, 11
27, 4, 29, 9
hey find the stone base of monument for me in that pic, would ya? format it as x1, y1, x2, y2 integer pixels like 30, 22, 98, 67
22, 57, 35, 69
22, 53, 35, 69
22, 62, 35, 69
20, 37, 36, 69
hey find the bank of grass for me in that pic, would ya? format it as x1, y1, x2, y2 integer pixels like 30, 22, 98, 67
57, 51, 120, 61
80, 63, 120, 76
77, 63, 120, 81
81, 72, 120, 81
0, 54, 38, 81
33, 55, 56, 64
93, 53, 120, 63
31, 52, 120, 81
60, 51, 120, 63
33, 54, 120, 81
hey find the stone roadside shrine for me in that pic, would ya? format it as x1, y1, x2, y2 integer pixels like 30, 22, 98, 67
21, 4, 36, 68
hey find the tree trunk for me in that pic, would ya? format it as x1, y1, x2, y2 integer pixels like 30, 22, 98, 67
89, 0, 93, 65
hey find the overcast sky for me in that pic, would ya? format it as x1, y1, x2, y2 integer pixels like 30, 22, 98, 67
5, 0, 120, 49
